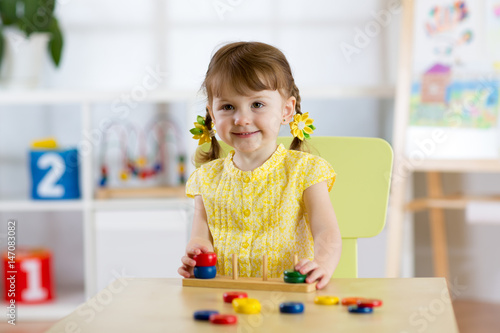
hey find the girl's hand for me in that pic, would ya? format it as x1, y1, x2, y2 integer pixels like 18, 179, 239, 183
295, 259, 332, 290
177, 244, 211, 278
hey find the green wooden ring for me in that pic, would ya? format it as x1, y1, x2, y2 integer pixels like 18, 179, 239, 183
284, 270, 307, 278
284, 275, 306, 284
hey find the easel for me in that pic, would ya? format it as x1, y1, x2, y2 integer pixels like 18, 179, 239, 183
385, 0, 500, 279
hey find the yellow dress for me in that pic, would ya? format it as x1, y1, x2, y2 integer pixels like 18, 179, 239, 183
186, 143, 336, 278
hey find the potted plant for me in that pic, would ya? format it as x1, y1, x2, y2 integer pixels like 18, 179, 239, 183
0, 0, 63, 87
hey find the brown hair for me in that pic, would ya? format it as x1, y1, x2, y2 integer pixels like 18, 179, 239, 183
196, 41, 308, 164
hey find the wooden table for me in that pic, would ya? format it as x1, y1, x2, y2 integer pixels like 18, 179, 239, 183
46, 278, 459, 332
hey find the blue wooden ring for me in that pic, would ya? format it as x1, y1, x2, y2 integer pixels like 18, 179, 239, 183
279, 302, 304, 314
193, 310, 219, 320
348, 305, 374, 314
193, 265, 217, 279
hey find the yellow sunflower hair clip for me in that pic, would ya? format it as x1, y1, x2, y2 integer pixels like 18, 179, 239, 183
190, 115, 216, 145
290, 112, 315, 141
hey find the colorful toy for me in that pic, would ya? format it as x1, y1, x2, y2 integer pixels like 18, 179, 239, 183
97, 117, 186, 188
182, 253, 317, 292
279, 302, 304, 314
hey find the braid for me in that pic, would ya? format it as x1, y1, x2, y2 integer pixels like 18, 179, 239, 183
289, 82, 309, 152
194, 108, 222, 164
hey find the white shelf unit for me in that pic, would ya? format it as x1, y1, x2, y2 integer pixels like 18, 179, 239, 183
0, 86, 394, 320
0, 89, 202, 321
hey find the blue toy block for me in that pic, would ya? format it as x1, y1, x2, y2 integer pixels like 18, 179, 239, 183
30, 148, 81, 200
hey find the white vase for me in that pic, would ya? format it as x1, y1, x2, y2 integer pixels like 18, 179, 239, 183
0, 29, 50, 89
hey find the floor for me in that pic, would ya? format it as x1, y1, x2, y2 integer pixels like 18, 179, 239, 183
0, 299, 499, 332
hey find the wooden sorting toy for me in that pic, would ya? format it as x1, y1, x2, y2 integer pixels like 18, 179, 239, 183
182, 253, 317, 292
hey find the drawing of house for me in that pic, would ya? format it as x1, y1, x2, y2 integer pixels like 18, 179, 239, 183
421, 63, 452, 103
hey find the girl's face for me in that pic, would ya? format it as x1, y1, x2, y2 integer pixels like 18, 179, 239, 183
208, 89, 295, 157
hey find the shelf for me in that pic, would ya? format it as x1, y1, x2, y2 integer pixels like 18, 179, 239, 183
301, 85, 395, 99
0, 200, 84, 212
0, 198, 193, 211
0, 86, 395, 105
406, 194, 500, 212
410, 159, 500, 173
95, 186, 186, 199
93, 198, 192, 211
0, 89, 197, 104
3, 288, 84, 321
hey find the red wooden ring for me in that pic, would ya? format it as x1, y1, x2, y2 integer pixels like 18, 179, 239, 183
357, 299, 383, 308
209, 314, 238, 325
223, 291, 248, 303
341, 297, 366, 306
193, 252, 217, 267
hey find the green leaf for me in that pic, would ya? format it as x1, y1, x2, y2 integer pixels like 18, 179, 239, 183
21, 0, 55, 35
190, 128, 203, 135
0, 0, 19, 26
47, 17, 62, 66
308, 124, 316, 130
303, 132, 310, 139
0, 30, 4, 69
196, 115, 205, 126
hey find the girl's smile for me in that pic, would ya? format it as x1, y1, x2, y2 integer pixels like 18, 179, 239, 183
232, 130, 260, 137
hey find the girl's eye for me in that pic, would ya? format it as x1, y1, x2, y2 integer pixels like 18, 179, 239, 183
252, 102, 264, 108
221, 105, 234, 111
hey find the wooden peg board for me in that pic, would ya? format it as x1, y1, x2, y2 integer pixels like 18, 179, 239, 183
182, 275, 317, 293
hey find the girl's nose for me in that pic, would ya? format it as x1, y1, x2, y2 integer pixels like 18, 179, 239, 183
234, 110, 251, 126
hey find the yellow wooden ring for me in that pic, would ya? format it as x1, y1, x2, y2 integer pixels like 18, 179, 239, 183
314, 296, 339, 305
232, 298, 261, 314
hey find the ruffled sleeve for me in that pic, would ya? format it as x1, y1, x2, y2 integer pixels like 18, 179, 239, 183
185, 168, 202, 198
303, 155, 336, 192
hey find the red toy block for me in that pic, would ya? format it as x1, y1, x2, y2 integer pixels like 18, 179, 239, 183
3, 248, 55, 304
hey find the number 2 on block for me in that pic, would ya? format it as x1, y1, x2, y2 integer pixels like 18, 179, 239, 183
37, 153, 65, 197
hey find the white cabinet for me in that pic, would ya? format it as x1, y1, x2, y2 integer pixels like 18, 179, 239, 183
95, 209, 189, 291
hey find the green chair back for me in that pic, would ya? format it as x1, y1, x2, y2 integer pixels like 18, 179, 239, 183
197, 136, 393, 278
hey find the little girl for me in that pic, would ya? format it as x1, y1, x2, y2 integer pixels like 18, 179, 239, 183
178, 41, 341, 289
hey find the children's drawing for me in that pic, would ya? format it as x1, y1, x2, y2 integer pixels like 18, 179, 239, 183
410, 76, 499, 128
410, 0, 499, 129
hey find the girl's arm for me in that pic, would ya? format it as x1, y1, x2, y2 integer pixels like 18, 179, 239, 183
295, 180, 342, 289
178, 195, 214, 278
